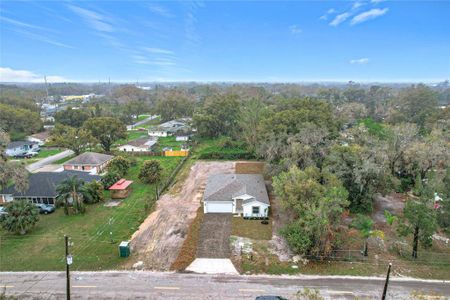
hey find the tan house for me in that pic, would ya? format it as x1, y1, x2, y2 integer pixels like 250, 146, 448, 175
63, 152, 113, 175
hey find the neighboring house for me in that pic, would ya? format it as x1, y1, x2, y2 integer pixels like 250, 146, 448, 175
148, 120, 188, 137
175, 136, 189, 141
5, 141, 40, 157
118, 137, 158, 152
27, 130, 51, 146
203, 174, 270, 217
63, 152, 113, 174
0, 171, 101, 205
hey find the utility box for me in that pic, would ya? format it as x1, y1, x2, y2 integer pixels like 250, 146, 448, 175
119, 241, 130, 257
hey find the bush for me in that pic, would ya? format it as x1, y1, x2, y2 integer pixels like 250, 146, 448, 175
198, 151, 255, 160
101, 172, 121, 189
107, 156, 131, 177
0, 200, 39, 235
85, 180, 105, 204
139, 160, 163, 184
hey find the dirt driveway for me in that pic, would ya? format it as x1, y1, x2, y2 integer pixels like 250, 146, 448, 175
197, 214, 232, 258
126, 161, 235, 270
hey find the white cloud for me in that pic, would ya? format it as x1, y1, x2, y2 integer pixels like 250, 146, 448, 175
148, 4, 174, 18
0, 67, 68, 82
0, 16, 50, 32
352, 2, 365, 9
13, 29, 73, 49
320, 8, 336, 20
144, 47, 174, 55
330, 12, 352, 26
68, 5, 114, 32
351, 8, 389, 25
350, 58, 370, 64
289, 25, 302, 35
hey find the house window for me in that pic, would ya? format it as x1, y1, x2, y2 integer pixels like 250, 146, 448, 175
252, 206, 260, 215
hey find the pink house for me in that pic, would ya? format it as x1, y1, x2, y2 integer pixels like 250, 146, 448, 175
63, 152, 113, 175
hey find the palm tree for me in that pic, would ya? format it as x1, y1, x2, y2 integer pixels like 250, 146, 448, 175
56, 176, 92, 215
352, 214, 374, 257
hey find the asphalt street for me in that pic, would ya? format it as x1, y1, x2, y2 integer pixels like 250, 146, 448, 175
1, 271, 449, 299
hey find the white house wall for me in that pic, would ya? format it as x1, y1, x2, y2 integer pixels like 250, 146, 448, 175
242, 200, 269, 217
118, 145, 147, 152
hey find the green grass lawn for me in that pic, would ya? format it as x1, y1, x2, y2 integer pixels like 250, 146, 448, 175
154, 136, 184, 152
0, 156, 182, 271
231, 217, 272, 240
193, 137, 254, 160
53, 154, 76, 165
114, 130, 148, 146
136, 114, 151, 122
11, 148, 65, 165
36, 148, 64, 158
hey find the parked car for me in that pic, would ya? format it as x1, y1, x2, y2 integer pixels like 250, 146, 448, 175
255, 297, 288, 300
35, 203, 55, 214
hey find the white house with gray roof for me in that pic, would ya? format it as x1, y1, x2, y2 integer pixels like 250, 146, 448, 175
203, 174, 270, 217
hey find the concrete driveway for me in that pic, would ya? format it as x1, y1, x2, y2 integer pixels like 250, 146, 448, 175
197, 213, 232, 258
26, 149, 74, 173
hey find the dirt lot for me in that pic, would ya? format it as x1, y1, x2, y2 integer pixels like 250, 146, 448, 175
126, 161, 235, 270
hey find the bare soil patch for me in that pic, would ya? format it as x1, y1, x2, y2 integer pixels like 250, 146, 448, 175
125, 161, 235, 270
170, 207, 204, 271
235, 161, 265, 175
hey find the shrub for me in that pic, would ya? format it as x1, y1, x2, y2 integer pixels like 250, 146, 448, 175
85, 180, 105, 204
101, 172, 121, 189
0, 200, 39, 235
107, 156, 131, 177
139, 160, 163, 184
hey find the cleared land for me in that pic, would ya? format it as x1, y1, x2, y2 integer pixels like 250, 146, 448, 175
0, 156, 181, 271
127, 161, 235, 270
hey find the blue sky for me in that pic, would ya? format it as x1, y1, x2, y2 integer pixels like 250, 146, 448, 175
0, 1, 449, 83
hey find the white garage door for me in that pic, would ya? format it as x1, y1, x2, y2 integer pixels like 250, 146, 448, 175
205, 202, 233, 213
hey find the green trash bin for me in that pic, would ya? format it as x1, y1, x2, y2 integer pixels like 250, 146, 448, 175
119, 241, 130, 257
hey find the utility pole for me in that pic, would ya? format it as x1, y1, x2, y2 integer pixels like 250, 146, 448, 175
65, 235, 72, 300
381, 263, 392, 300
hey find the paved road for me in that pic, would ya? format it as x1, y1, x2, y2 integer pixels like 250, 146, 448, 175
1, 271, 448, 299
128, 115, 158, 129
26, 150, 74, 173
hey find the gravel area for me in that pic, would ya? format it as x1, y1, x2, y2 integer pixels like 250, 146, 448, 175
197, 213, 232, 258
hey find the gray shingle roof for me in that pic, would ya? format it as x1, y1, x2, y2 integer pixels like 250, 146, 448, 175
204, 174, 269, 205
126, 137, 157, 148
64, 152, 113, 166
0, 171, 101, 198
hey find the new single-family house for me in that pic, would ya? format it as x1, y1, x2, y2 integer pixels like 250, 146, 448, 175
148, 120, 188, 137
5, 141, 40, 157
0, 171, 101, 205
203, 174, 270, 217
118, 137, 158, 152
63, 152, 113, 174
